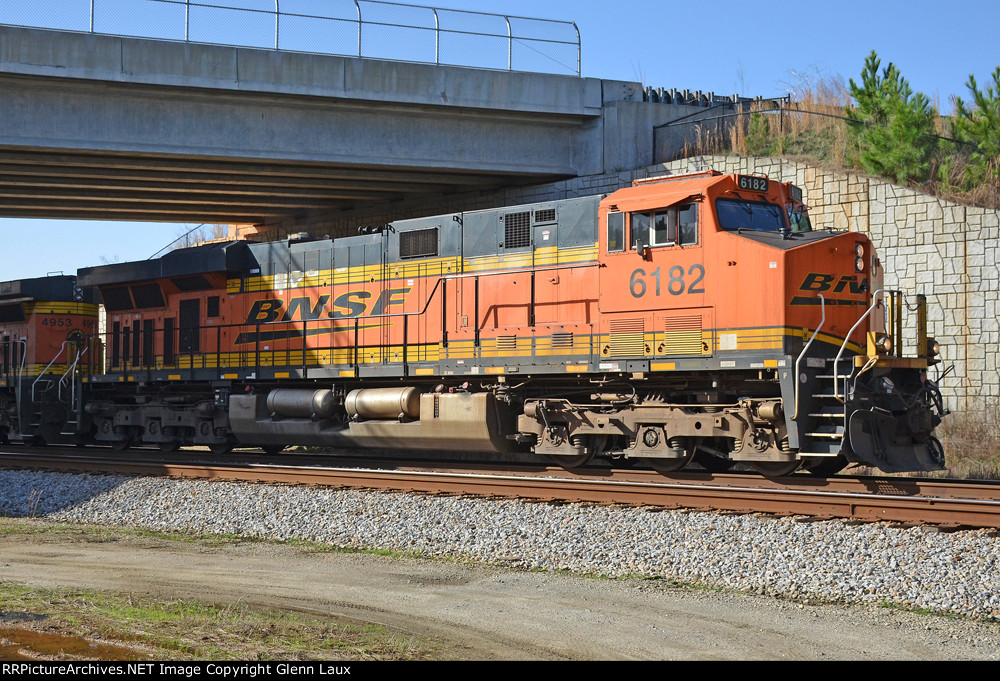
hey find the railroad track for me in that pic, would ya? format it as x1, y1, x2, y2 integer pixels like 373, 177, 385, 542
2, 448, 999, 530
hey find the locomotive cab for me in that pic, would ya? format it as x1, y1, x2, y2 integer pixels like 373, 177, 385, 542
581, 171, 947, 474
0, 275, 98, 445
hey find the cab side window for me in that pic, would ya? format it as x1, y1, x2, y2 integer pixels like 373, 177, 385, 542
607, 212, 625, 253
678, 204, 698, 245
630, 212, 650, 250
653, 210, 673, 246
629, 203, 698, 250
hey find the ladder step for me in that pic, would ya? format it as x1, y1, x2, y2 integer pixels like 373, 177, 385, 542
801, 433, 843, 452
808, 412, 843, 418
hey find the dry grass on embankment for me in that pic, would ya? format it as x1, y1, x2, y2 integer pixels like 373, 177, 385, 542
682, 72, 1000, 211
935, 406, 1000, 480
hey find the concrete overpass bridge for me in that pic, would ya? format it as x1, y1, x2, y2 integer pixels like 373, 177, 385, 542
0, 18, 733, 230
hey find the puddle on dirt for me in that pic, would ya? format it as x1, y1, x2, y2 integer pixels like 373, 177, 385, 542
0, 624, 151, 661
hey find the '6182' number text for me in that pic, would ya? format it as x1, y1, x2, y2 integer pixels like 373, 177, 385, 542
629, 265, 705, 298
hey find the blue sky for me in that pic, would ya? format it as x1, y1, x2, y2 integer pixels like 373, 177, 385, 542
2, 0, 998, 280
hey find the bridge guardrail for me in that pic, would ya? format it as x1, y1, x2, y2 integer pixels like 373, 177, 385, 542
0, 0, 582, 76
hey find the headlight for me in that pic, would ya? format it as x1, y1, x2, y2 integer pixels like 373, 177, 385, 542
876, 334, 892, 354
854, 242, 865, 258
855, 256, 865, 272
927, 338, 940, 357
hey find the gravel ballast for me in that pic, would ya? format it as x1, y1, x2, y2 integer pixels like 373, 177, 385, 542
1, 469, 998, 621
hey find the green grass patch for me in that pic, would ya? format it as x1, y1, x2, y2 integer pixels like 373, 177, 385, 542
0, 578, 443, 660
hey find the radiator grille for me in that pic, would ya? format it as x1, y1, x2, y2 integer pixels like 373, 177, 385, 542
662, 315, 704, 355
534, 208, 556, 223
504, 211, 531, 249
609, 318, 645, 356
400, 227, 438, 259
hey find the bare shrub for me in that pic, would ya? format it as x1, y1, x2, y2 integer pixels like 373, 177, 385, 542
935, 401, 1000, 479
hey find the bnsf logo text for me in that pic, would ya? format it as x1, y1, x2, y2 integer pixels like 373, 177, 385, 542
798, 273, 867, 294
244, 288, 411, 324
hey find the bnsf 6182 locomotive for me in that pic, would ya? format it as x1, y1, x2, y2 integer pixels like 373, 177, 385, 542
12, 170, 949, 476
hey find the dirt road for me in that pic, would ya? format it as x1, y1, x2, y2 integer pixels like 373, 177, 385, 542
1, 522, 997, 660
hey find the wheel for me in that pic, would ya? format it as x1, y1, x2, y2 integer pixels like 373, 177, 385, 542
640, 449, 695, 474
693, 450, 735, 472
547, 451, 594, 469
804, 454, 848, 476
751, 460, 802, 477
208, 442, 233, 455
547, 433, 600, 469
640, 440, 696, 474
158, 441, 181, 453
110, 438, 131, 452
261, 444, 286, 455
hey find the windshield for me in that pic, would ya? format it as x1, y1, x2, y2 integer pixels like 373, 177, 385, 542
716, 198, 785, 232
786, 203, 812, 232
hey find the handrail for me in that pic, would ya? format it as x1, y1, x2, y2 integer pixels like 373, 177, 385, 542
13, 339, 27, 389
59, 346, 89, 411
32, 341, 68, 403
793, 294, 824, 420
10, 339, 27, 438
833, 288, 888, 402
60, 345, 86, 384
91, 260, 601, 374
21, 0, 581, 76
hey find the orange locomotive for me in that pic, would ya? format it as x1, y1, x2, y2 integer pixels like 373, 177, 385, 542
0, 276, 99, 445
73, 170, 948, 475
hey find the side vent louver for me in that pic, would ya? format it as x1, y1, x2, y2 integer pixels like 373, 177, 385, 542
534, 208, 556, 223
497, 335, 518, 351
551, 332, 574, 349
400, 227, 439, 259
609, 318, 645, 356
504, 211, 531, 249
662, 315, 704, 355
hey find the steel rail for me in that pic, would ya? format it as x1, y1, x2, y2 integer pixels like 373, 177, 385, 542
3, 451, 999, 529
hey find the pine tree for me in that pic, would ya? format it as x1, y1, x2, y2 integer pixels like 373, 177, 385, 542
746, 111, 775, 156
952, 67, 1000, 187
846, 51, 938, 184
